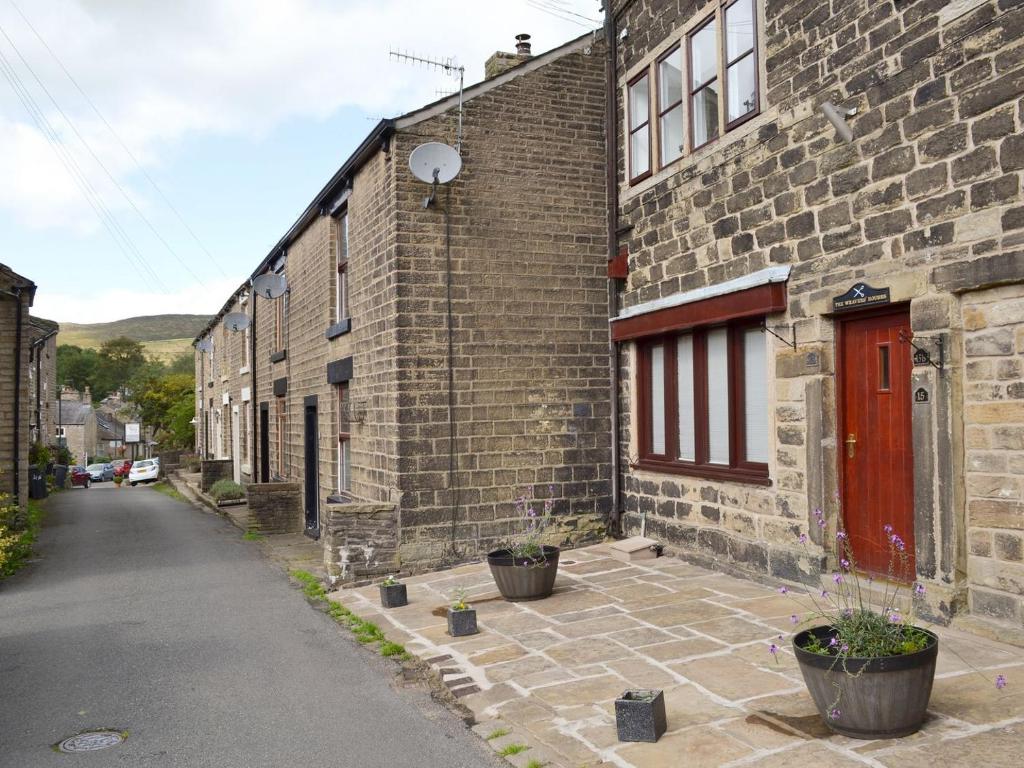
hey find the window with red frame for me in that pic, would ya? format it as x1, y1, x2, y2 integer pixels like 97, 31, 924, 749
336, 211, 349, 323
637, 321, 769, 483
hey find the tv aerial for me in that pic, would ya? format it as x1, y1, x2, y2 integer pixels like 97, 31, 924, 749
224, 312, 251, 332
390, 48, 464, 153
252, 272, 287, 300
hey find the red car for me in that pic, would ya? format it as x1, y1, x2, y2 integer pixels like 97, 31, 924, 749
114, 461, 133, 477
70, 466, 91, 488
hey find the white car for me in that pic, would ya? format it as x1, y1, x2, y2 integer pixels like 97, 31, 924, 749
128, 459, 159, 486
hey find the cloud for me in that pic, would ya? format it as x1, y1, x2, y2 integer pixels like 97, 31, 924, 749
0, 0, 599, 229
32, 276, 244, 324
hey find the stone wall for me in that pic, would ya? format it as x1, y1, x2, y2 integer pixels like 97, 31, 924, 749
963, 283, 1024, 623
609, 0, 1024, 617
322, 502, 399, 584
246, 482, 303, 534
0, 266, 34, 507
390, 37, 612, 569
200, 459, 233, 492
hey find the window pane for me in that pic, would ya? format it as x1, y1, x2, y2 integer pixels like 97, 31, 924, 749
660, 104, 684, 164
631, 124, 650, 177
338, 213, 348, 262
692, 85, 719, 147
629, 76, 649, 130
677, 335, 695, 461
727, 54, 757, 123
691, 20, 717, 89
658, 49, 682, 108
707, 329, 730, 465
744, 328, 769, 463
879, 345, 890, 391
726, 0, 754, 60
650, 345, 666, 454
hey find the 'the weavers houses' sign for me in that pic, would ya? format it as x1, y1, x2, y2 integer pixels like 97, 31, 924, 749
832, 283, 891, 313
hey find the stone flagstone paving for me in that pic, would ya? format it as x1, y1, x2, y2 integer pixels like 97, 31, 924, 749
329, 544, 1024, 767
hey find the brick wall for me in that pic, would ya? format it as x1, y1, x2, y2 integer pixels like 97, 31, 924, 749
246, 482, 304, 534
0, 266, 34, 507
390, 38, 611, 568
611, 0, 1024, 617
200, 458, 233, 492
963, 283, 1024, 622
322, 502, 399, 584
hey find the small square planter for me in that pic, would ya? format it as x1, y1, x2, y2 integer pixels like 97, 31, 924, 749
447, 607, 478, 637
615, 689, 667, 743
379, 582, 408, 609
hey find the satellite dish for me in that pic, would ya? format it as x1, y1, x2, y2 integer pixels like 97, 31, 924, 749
224, 312, 251, 332
196, 338, 213, 352
252, 272, 287, 299
409, 142, 462, 184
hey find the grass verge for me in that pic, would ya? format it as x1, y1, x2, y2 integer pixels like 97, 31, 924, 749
0, 498, 44, 578
151, 480, 187, 503
291, 569, 411, 661
242, 530, 264, 541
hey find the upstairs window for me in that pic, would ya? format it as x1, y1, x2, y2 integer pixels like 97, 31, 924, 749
628, 73, 651, 182
626, 0, 760, 181
657, 47, 684, 166
637, 321, 769, 483
336, 211, 349, 323
274, 275, 287, 352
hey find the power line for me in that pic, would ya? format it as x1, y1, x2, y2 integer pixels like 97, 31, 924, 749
6, 0, 228, 278
0, 16, 203, 283
0, 44, 166, 290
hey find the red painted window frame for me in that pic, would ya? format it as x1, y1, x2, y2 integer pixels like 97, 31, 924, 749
627, 71, 653, 185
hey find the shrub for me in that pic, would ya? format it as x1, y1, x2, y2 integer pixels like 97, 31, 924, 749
209, 480, 245, 501
93, 455, 112, 464
28, 441, 51, 468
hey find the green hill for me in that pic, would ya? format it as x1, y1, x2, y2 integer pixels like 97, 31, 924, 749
59, 314, 211, 362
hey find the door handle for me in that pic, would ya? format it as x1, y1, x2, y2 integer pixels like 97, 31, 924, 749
846, 433, 857, 459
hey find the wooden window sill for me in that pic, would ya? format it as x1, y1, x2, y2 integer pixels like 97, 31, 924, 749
632, 459, 771, 486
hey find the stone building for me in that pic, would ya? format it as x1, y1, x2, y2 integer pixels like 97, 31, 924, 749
607, 0, 1024, 626
196, 32, 611, 579
27, 316, 59, 450
0, 264, 37, 506
58, 388, 98, 467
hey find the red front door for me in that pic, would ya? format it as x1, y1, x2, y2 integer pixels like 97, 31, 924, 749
839, 309, 915, 579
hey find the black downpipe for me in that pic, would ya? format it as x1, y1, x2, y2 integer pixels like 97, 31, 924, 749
13, 288, 24, 501
250, 291, 258, 482
605, 4, 622, 536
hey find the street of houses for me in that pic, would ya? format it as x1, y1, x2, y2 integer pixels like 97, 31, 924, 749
196, 0, 1024, 635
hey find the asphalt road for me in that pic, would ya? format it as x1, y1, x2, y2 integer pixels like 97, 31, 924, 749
0, 484, 502, 768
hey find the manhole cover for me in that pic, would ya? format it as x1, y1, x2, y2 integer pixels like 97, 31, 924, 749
56, 730, 126, 753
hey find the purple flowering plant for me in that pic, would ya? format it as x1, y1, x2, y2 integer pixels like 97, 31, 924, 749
789, 511, 932, 663
776, 508, 1009, 718
507, 485, 556, 563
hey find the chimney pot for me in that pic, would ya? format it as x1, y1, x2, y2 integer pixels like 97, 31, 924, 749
515, 33, 532, 55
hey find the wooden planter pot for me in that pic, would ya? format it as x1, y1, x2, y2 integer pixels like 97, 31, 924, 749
379, 583, 408, 609
615, 689, 667, 743
486, 546, 560, 601
793, 625, 938, 739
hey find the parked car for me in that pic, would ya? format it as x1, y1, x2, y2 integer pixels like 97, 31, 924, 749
86, 463, 115, 482
114, 461, 133, 477
128, 459, 159, 486
70, 466, 91, 488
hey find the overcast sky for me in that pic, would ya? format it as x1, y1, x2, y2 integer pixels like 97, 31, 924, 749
0, 0, 601, 323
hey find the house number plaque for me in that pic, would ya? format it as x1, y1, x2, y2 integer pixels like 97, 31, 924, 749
832, 283, 891, 313
914, 387, 929, 404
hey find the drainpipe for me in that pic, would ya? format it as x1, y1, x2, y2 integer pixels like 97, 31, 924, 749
13, 287, 24, 501
250, 291, 258, 482
605, 3, 622, 536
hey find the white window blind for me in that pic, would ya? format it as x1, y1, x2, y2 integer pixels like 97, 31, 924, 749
651, 344, 666, 454
744, 328, 769, 463
706, 328, 730, 464
677, 335, 695, 461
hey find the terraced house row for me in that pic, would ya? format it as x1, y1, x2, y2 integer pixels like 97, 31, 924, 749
197, 1, 1024, 632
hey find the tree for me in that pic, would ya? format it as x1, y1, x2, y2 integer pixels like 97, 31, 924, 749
97, 337, 147, 398
56, 345, 100, 393
135, 372, 195, 449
